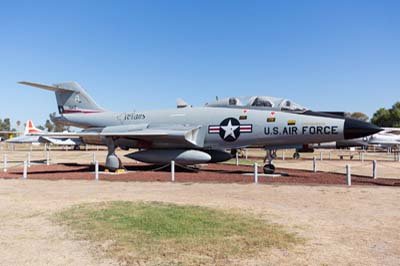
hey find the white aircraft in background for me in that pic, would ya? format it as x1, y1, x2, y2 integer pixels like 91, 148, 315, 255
292, 127, 400, 158
6, 120, 84, 148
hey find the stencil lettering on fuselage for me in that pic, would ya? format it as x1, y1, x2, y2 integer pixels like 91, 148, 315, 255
264, 126, 339, 136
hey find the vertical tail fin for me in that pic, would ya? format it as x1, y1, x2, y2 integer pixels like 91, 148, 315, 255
19, 81, 106, 114
24, 120, 42, 135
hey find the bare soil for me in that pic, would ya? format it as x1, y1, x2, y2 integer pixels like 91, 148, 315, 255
1, 162, 399, 186
0, 180, 399, 266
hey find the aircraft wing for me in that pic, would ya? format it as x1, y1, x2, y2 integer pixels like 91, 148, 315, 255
6, 135, 40, 144
29, 125, 205, 148
38, 136, 83, 146
18, 81, 74, 92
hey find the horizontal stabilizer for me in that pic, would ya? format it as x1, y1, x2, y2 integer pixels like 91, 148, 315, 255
19, 81, 106, 114
18, 81, 75, 92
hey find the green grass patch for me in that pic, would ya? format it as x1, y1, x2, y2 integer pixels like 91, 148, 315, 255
54, 201, 302, 265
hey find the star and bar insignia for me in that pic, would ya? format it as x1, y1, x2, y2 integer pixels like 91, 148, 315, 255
208, 118, 253, 142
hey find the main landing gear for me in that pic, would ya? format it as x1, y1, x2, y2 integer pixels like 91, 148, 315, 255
263, 149, 277, 174
105, 138, 124, 172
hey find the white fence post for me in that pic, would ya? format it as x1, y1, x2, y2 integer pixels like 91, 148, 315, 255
313, 156, 317, 172
3, 154, 7, 172
394, 152, 400, 162
254, 162, 258, 184
372, 160, 377, 179
92, 152, 96, 165
320, 151, 323, 161
346, 164, 351, 186
46, 151, 50, 166
328, 151, 331, 160
245, 149, 248, 160
171, 161, 175, 182
235, 152, 239, 166
27, 152, 31, 168
23, 160, 28, 179
95, 160, 99, 181
282, 151, 285, 161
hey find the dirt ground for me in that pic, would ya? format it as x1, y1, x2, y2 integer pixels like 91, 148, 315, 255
0, 146, 399, 265
0, 180, 399, 266
1, 146, 399, 180
1, 162, 400, 186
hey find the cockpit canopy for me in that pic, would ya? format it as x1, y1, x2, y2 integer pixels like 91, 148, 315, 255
205, 96, 308, 113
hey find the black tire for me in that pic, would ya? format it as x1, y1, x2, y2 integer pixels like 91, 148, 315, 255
293, 152, 300, 160
263, 164, 276, 174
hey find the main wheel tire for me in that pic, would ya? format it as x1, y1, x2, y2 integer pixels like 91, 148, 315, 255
263, 164, 276, 174
105, 154, 122, 171
293, 152, 300, 160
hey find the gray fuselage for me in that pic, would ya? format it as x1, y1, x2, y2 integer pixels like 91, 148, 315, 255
59, 107, 346, 150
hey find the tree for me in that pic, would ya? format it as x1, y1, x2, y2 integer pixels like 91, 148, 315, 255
391, 102, 400, 127
54, 122, 66, 132
346, 112, 369, 122
371, 102, 400, 127
0, 118, 12, 131
45, 120, 55, 132
44, 119, 67, 132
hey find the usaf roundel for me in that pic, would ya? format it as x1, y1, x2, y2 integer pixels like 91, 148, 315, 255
208, 117, 253, 142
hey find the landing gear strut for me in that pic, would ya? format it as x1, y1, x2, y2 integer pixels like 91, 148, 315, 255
263, 149, 277, 174
105, 138, 123, 171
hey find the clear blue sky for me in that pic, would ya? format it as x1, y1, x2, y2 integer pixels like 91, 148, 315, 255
0, 0, 399, 129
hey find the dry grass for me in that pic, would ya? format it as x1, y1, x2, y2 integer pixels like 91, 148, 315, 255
54, 201, 302, 265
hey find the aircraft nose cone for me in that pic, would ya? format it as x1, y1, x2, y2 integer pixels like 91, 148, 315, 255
344, 118, 382, 140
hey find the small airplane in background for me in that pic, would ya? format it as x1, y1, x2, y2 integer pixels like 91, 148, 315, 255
290, 126, 400, 159
6, 120, 83, 148
18, 81, 381, 173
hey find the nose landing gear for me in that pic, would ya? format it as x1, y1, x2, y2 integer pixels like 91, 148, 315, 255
263, 149, 277, 174
293, 152, 300, 160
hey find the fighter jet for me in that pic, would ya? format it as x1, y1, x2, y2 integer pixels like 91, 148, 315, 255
18, 82, 381, 173
6, 120, 84, 148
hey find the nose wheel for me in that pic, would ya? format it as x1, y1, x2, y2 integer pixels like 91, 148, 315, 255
263, 164, 276, 174
263, 149, 277, 174
293, 152, 300, 160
